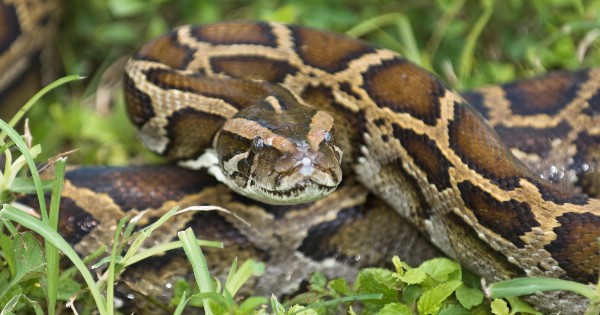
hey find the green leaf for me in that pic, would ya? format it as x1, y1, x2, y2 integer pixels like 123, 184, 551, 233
0, 233, 15, 276
271, 295, 286, 315
400, 268, 427, 285
356, 268, 399, 304
56, 277, 81, 301
309, 272, 328, 293
505, 296, 542, 315
12, 232, 45, 283
419, 258, 461, 283
403, 285, 422, 305
455, 286, 484, 309
417, 280, 462, 315
238, 296, 269, 313
377, 303, 411, 315
490, 299, 510, 315
438, 304, 471, 315
330, 278, 350, 296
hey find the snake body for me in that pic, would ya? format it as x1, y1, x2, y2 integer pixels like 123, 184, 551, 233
123, 21, 600, 313
4, 1, 600, 311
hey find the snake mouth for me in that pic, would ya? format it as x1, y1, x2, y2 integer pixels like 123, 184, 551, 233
249, 180, 338, 205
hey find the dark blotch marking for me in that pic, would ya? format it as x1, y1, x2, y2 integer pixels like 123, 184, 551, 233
135, 32, 195, 70
572, 132, 600, 197
123, 74, 155, 128
190, 22, 277, 47
66, 166, 218, 210
362, 58, 444, 126
373, 118, 385, 126
18, 194, 97, 245
457, 181, 539, 248
529, 178, 588, 205
449, 102, 531, 190
217, 130, 253, 166
504, 69, 589, 116
290, 25, 375, 72
210, 56, 298, 83
545, 212, 600, 283
583, 86, 600, 116
461, 91, 489, 119
339, 82, 362, 100
0, 2, 20, 53
144, 68, 270, 110
165, 107, 227, 160
494, 121, 571, 158
298, 203, 367, 264
392, 124, 452, 190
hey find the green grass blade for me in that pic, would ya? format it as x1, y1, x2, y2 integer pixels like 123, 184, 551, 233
178, 228, 214, 315
125, 240, 222, 267
0, 120, 47, 222
0, 205, 107, 315
106, 216, 128, 315
488, 277, 596, 300
46, 157, 67, 315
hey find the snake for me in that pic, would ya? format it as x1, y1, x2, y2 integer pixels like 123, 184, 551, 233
3, 1, 600, 313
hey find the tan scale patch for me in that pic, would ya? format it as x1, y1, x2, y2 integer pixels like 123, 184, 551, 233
307, 110, 334, 149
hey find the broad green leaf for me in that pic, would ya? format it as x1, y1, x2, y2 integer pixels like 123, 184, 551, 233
56, 277, 81, 301
400, 268, 427, 285
506, 297, 542, 315
403, 284, 422, 305
309, 272, 327, 293
330, 278, 350, 295
455, 286, 484, 309
490, 299, 510, 315
356, 268, 399, 304
419, 258, 461, 282
238, 296, 269, 313
12, 232, 45, 284
417, 280, 462, 315
377, 303, 411, 315
438, 304, 472, 315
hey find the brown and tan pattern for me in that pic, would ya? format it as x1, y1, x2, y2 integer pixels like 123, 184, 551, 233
122, 21, 600, 313
4, 10, 600, 312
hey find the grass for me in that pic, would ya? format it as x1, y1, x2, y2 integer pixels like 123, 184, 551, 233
2, 0, 600, 314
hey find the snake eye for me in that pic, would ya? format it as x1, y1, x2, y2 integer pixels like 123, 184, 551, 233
252, 137, 264, 150
323, 131, 333, 142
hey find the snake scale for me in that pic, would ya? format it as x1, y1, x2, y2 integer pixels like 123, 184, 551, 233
3, 1, 600, 313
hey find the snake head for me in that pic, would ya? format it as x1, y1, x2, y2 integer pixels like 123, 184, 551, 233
214, 91, 343, 205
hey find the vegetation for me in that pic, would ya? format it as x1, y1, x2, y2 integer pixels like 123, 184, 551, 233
2, 0, 600, 314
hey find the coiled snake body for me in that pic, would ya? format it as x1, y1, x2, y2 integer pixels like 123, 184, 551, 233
4, 3, 600, 312
121, 21, 600, 313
